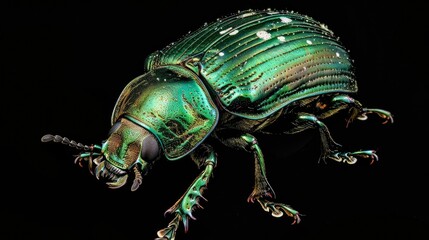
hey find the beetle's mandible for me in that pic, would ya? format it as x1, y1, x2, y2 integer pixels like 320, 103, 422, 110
42, 9, 393, 240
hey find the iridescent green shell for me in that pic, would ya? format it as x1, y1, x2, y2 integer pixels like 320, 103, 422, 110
112, 65, 218, 160
145, 9, 357, 119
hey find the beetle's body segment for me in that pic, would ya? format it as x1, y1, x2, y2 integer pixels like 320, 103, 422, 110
146, 10, 357, 119
41, 9, 393, 240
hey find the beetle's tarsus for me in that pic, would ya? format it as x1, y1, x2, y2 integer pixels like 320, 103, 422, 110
156, 214, 181, 240
355, 108, 394, 125
326, 150, 378, 165
256, 198, 302, 224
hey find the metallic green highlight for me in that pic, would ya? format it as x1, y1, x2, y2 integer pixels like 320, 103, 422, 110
146, 9, 357, 119
112, 65, 219, 160
79, 152, 101, 158
332, 94, 357, 104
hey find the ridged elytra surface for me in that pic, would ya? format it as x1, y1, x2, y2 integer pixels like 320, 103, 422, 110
146, 9, 357, 119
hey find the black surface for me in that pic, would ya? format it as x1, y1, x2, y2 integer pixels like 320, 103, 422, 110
3, 1, 428, 239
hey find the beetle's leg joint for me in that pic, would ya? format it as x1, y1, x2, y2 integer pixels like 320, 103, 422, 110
240, 133, 258, 151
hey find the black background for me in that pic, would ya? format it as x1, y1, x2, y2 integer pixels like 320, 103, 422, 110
3, 1, 428, 239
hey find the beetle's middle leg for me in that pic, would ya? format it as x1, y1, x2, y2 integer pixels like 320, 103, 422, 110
214, 131, 301, 224
156, 144, 216, 240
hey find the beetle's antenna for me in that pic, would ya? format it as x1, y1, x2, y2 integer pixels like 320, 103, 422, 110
41, 134, 99, 151
42, 134, 103, 172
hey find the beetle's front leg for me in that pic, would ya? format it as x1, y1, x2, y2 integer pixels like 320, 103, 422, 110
156, 144, 216, 240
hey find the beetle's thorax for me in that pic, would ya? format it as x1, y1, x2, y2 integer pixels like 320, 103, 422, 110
111, 65, 219, 160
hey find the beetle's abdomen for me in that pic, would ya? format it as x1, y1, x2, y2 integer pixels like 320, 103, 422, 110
146, 9, 357, 119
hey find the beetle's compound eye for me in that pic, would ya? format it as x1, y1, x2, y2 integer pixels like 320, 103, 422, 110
108, 122, 121, 136
140, 134, 160, 163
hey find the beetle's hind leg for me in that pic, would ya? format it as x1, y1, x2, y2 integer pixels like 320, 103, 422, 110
156, 144, 216, 240
214, 132, 301, 224
291, 113, 379, 164
321, 95, 394, 127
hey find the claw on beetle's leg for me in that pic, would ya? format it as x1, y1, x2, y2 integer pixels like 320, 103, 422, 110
326, 150, 378, 165
156, 215, 181, 240
358, 108, 394, 124
349, 150, 379, 165
256, 198, 302, 225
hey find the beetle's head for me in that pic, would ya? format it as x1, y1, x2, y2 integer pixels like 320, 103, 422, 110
98, 117, 160, 191
41, 117, 160, 191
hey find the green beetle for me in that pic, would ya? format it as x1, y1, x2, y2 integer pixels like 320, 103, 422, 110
42, 9, 393, 240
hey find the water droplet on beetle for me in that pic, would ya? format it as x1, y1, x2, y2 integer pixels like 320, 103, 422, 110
241, 12, 256, 18
267, 10, 279, 15
220, 27, 232, 35
280, 17, 292, 23
336, 52, 340, 57
257, 30, 271, 40
277, 36, 286, 42
229, 29, 239, 35
306, 40, 313, 45
219, 52, 225, 56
